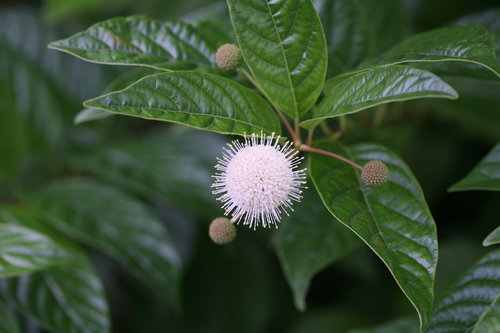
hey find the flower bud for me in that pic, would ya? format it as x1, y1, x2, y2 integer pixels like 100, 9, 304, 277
209, 217, 237, 245
215, 43, 242, 70
361, 160, 389, 187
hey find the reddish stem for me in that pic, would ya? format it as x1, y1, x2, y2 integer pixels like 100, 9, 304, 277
275, 110, 300, 145
240, 68, 300, 145
300, 144, 363, 170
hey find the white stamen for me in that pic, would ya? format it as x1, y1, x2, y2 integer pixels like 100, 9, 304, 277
212, 132, 307, 229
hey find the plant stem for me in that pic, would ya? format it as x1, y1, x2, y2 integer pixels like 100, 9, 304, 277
240, 68, 300, 145
306, 127, 315, 146
319, 121, 333, 135
339, 115, 347, 133
299, 144, 363, 170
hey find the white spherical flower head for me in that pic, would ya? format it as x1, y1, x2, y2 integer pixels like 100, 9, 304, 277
212, 133, 307, 229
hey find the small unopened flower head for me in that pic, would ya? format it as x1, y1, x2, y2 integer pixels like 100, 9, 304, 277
215, 43, 242, 70
212, 133, 307, 229
209, 217, 237, 245
361, 160, 389, 187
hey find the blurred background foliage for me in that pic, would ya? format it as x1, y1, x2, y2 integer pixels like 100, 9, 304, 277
0, 0, 499, 332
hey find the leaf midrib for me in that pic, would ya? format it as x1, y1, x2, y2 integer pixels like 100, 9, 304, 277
85, 103, 273, 133
263, 0, 298, 117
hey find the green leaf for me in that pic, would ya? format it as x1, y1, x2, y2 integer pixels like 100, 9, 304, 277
0, 263, 110, 333
74, 67, 157, 124
484, 226, 500, 247
226, 0, 328, 118
74, 108, 113, 124
301, 65, 457, 129
473, 294, 500, 333
314, 0, 410, 77
84, 71, 281, 136
274, 190, 359, 311
426, 248, 500, 333
449, 143, 500, 191
363, 25, 500, 78
74, 129, 223, 219
0, 223, 78, 278
347, 317, 418, 333
309, 142, 438, 330
455, 8, 500, 63
49, 15, 223, 71
28, 179, 183, 307
0, 298, 20, 333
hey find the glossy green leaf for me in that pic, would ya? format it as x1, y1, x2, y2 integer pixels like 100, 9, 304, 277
74, 130, 223, 219
74, 67, 157, 124
0, 298, 20, 333
455, 8, 500, 63
348, 317, 418, 333
301, 65, 457, 128
484, 226, 500, 247
274, 190, 359, 311
226, 0, 328, 118
49, 15, 224, 71
0, 223, 77, 278
426, 248, 500, 333
84, 71, 281, 136
29, 179, 182, 307
0, 263, 110, 333
363, 25, 500, 78
449, 143, 500, 191
314, 0, 410, 77
309, 142, 438, 330
473, 294, 500, 333
74, 108, 112, 124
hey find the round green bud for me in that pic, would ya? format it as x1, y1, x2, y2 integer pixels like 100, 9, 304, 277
209, 217, 237, 245
361, 160, 389, 187
215, 43, 242, 70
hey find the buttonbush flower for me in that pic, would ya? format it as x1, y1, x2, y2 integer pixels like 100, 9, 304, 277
212, 133, 306, 229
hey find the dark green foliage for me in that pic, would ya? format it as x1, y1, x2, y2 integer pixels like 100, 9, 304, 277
1, 1, 500, 332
